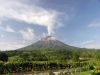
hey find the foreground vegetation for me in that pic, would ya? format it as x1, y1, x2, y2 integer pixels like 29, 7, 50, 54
0, 48, 100, 75
74, 71, 91, 75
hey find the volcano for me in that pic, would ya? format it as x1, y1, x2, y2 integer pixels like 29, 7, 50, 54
18, 36, 76, 50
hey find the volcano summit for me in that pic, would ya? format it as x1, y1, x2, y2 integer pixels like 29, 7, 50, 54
18, 36, 76, 50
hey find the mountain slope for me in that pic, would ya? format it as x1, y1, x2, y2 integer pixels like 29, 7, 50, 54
18, 36, 77, 50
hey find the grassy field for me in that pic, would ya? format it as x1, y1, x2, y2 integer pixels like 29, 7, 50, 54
74, 71, 92, 75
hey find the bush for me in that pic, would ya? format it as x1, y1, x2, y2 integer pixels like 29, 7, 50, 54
0, 61, 89, 74
96, 72, 100, 75
58, 72, 64, 75
49, 71, 55, 75
0, 53, 8, 62
81, 65, 89, 71
90, 65, 95, 70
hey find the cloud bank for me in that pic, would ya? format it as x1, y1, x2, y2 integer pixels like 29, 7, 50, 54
0, 42, 26, 50
0, 25, 15, 33
81, 40, 100, 49
19, 28, 35, 41
0, 0, 62, 35
88, 20, 100, 27
0, 0, 67, 50
74, 40, 100, 49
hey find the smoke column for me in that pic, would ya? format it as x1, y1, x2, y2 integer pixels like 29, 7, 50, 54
0, 0, 62, 36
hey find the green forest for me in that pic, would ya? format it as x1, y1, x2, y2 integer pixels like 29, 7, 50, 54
0, 48, 100, 75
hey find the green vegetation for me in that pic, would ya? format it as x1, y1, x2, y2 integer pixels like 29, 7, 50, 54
0, 53, 8, 62
75, 71, 91, 75
49, 71, 55, 75
0, 49, 99, 75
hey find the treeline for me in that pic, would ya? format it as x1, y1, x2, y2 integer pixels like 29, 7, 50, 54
0, 49, 99, 74
4, 49, 100, 62
0, 61, 90, 74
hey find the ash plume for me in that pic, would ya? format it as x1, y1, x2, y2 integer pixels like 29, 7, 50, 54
0, 0, 62, 35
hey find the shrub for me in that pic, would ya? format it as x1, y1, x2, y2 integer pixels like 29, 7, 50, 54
0, 53, 8, 62
49, 71, 55, 75
58, 72, 64, 75
96, 72, 100, 75
90, 65, 95, 70
81, 65, 89, 71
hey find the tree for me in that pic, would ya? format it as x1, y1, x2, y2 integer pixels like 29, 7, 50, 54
72, 51, 80, 62
49, 71, 55, 75
96, 52, 100, 61
8, 56, 24, 62
0, 53, 8, 62
20, 53, 31, 61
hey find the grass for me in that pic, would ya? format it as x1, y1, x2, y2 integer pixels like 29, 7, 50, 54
74, 71, 92, 75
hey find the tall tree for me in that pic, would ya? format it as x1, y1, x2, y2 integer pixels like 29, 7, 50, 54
0, 53, 8, 62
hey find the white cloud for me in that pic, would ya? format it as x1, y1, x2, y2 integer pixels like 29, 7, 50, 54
81, 40, 94, 45
0, 25, 15, 33
0, 42, 26, 51
19, 28, 35, 41
0, 34, 4, 38
0, 0, 62, 35
88, 20, 100, 27
0, 22, 2, 25
5, 26, 15, 32
84, 43, 100, 49
74, 40, 100, 49
0, 0, 69, 50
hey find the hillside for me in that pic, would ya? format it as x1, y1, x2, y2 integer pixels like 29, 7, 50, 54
18, 36, 77, 51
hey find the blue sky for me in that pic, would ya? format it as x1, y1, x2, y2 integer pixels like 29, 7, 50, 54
0, 0, 100, 50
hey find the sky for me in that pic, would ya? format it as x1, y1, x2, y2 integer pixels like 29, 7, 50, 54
0, 0, 100, 50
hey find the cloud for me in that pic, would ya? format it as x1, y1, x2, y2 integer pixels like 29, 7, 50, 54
0, 27, 36, 50
0, 34, 4, 38
0, 25, 15, 33
0, 0, 63, 35
83, 43, 100, 49
0, 0, 69, 50
19, 28, 35, 41
0, 42, 26, 51
81, 40, 94, 45
5, 26, 15, 32
0, 22, 2, 25
74, 40, 100, 49
88, 20, 100, 27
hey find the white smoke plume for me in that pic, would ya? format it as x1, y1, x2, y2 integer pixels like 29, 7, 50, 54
0, 0, 62, 35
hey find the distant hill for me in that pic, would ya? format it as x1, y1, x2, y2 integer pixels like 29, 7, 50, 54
17, 36, 78, 51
